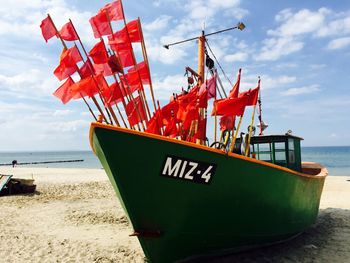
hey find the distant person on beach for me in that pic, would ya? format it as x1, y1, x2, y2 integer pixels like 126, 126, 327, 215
12, 160, 17, 167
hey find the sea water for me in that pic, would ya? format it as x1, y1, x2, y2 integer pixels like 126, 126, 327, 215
0, 147, 349, 175
0, 151, 102, 169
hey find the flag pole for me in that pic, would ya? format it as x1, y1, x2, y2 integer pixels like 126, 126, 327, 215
245, 77, 260, 156
104, 12, 145, 131
245, 105, 256, 156
48, 15, 103, 123
118, 5, 151, 122
47, 14, 67, 49
258, 79, 263, 135
229, 115, 243, 153
66, 19, 113, 124
138, 17, 157, 112
69, 19, 124, 126
214, 96, 217, 144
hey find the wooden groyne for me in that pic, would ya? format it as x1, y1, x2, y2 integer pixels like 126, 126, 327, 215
0, 160, 84, 166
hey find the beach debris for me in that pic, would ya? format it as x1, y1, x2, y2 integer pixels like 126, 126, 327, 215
303, 244, 318, 249
0, 174, 36, 196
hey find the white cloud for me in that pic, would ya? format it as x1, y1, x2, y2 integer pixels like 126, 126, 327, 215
327, 37, 350, 50
268, 8, 329, 37
153, 74, 188, 99
316, 15, 350, 37
143, 15, 172, 32
224, 52, 248, 62
256, 8, 350, 61
146, 41, 188, 64
0, 69, 56, 97
281, 84, 320, 96
255, 37, 304, 61
0, 0, 93, 45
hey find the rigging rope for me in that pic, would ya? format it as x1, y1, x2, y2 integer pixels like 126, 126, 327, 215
205, 39, 233, 95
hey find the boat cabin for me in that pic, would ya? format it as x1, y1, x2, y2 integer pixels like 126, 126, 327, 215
235, 134, 303, 172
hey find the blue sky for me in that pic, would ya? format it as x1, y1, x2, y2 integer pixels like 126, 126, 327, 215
0, 0, 349, 151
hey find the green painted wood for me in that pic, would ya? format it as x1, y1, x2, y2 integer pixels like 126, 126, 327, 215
91, 127, 325, 263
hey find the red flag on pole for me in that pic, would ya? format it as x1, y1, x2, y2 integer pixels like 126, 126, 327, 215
163, 117, 178, 138
71, 75, 100, 98
126, 19, 142, 42
219, 115, 235, 131
212, 96, 248, 116
100, 0, 124, 21
161, 100, 179, 125
229, 68, 241, 98
108, 54, 123, 73
93, 63, 114, 77
103, 81, 125, 106
89, 12, 112, 38
40, 16, 57, 42
59, 21, 79, 41
239, 86, 259, 106
199, 74, 216, 100
53, 46, 83, 81
126, 96, 146, 126
89, 1, 124, 38
53, 77, 75, 104
89, 40, 109, 64
79, 60, 95, 79
146, 109, 163, 135
108, 19, 141, 46
127, 61, 150, 85
118, 48, 134, 68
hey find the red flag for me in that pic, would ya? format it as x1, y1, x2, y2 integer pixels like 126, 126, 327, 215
54, 46, 82, 81
108, 19, 141, 46
146, 109, 162, 135
161, 100, 179, 125
219, 116, 235, 131
54, 64, 77, 81
93, 63, 113, 77
53, 77, 75, 104
199, 74, 216, 100
128, 61, 150, 85
176, 91, 197, 121
126, 19, 142, 42
40, 16, 56, 42
212, 96, 247, 116
193, 117, 207, 141
108, 55, 123, 73
89, 40, 108, 64
239, 86, 259, 106
71, 75, 100, 98
103, 81, 125, 106
229, 68, 241, 98
89, 12, 112, 38
119, 74, 142, 95
79, 60, 95, 79
59, 21, 79, 41
163, 117, 178, 138
118, 48, 134, 67
100, 0, 124, 21
126, 96, 146, 126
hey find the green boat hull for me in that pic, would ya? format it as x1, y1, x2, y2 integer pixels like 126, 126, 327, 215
90, 123, 326, 263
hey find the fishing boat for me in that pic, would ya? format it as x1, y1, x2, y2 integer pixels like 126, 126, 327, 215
42, 1, 327, 262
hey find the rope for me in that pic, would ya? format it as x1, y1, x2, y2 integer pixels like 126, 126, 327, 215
205, 39, 233, 89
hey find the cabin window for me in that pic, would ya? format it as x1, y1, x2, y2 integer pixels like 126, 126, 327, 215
256, 143, 272, 162
274, 142, 287, 162
288, 139, 295, 164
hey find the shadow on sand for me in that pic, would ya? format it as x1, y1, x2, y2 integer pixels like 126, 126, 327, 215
189, 208, 350, 263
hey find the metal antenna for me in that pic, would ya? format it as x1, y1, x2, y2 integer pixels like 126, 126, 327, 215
163, 22, 245, 49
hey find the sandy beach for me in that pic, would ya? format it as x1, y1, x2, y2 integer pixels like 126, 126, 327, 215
0, 167, 349, 262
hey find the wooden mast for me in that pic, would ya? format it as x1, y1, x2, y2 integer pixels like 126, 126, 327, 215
198, 31, 205, 86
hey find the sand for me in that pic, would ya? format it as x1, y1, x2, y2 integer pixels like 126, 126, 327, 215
0, 167, 349, 263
